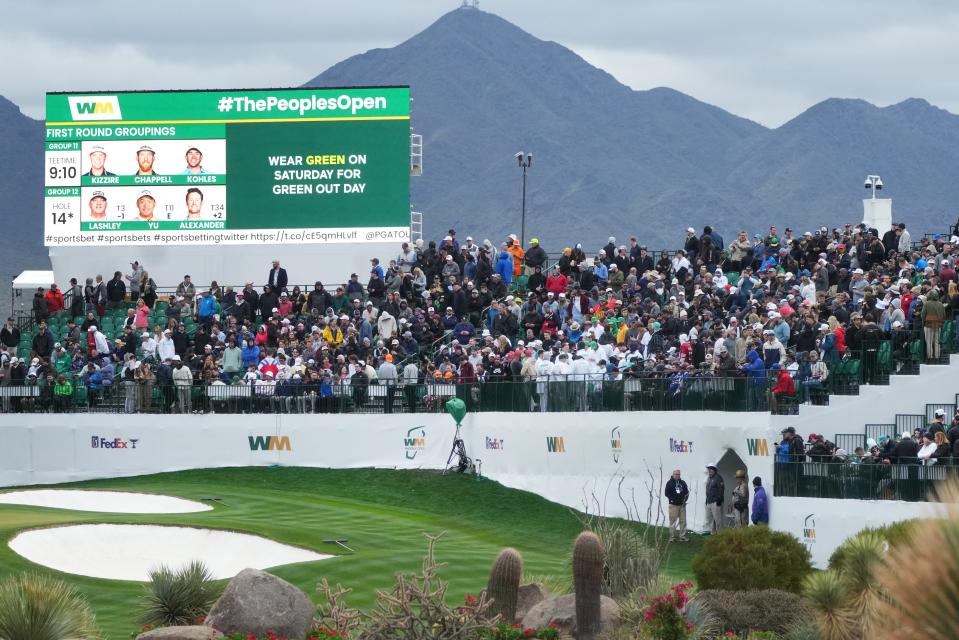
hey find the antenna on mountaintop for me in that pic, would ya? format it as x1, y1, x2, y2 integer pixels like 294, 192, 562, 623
460, 0, 479, 9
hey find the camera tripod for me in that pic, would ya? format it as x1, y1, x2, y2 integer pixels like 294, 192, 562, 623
443, 423, 472, 475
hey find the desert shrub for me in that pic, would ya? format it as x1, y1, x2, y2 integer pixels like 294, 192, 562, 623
576, 518, 663, 599
0, 572, 100, 640
877, 512, 959, 639
138, 560, 222, 627
599, 579, 712, 640
781, 620, 822, 640
522, 572, 571, 595
690, 589, 809, 634
358, 532, 499, 640
691, 527, 812, 593
315, 579, 363, 638
827, 519, 915, 570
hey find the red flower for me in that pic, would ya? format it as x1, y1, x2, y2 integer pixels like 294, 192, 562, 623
524, 629, 534, 637
197, 616, 206, 623
142, 625, 152, 630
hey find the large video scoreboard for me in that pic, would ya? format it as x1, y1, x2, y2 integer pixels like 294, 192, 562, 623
44, 87, 410, 246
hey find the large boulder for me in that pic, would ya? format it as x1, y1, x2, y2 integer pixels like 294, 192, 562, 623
205, 568, 313, 639
516, 583, 548, 621
137, 627, 224, 640
522, 593, 620, 634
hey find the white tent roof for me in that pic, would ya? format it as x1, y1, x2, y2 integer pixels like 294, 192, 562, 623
11, 270, 55, 291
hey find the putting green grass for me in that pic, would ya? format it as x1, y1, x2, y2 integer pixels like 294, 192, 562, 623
0, 468, 703, 639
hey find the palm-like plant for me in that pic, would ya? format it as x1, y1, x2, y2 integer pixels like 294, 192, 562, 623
802, 571, 856, 640
803, 531, 885, 640
837, 533, 884, 629
138, 560, 221, 627
0, 572, 100, 640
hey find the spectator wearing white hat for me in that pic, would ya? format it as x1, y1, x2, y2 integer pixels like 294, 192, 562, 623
87, 325, 109, 358
850, 268, 867, 306
140, 332, 157, 361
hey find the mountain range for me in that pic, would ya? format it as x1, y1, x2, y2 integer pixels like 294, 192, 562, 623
4, 6, 959, 292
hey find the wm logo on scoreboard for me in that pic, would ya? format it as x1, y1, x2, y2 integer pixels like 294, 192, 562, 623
68, 96, 122, 121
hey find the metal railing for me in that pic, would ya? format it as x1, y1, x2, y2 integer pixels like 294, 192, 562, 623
0, 375, 777, 415
773, 461, 957, 502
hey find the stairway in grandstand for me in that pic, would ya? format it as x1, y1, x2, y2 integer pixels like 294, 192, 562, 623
827, 353, 959, 454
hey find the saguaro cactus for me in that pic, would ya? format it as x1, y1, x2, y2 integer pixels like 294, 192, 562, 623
487, 547, 523, 622
573, 531, 605, 639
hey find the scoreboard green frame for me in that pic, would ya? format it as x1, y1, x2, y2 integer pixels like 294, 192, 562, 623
44, 86, 411, 246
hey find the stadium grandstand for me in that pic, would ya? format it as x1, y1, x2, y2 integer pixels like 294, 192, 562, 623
2, 220, 955, 417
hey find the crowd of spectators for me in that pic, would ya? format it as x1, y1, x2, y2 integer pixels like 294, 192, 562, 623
777, 407, 959, 467
1, 220, 958, 414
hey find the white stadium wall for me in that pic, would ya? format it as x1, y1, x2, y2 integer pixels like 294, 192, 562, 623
769, 497, 938, 567
49, 240, 403, 292
3, 403, 948, 568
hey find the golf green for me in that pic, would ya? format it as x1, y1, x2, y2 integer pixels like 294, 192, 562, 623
0, 468, 702, 639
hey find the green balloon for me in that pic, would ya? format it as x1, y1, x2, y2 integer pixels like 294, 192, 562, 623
445, 397, 467, 425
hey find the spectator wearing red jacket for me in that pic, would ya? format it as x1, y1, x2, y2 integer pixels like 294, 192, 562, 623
45, 284, 64, 313
770, 363, 795, 414
545, 266, 568, 296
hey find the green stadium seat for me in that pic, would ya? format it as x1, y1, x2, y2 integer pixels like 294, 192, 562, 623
941, 320, 955, 353
877, 341, 892, 373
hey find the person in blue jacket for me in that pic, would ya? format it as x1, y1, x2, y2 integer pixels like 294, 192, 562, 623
241, 339, 260, 369
775, 440, 790, 462
495, 249, 514, 285
751, 476, 769, 525
197, 290, 218, 325
740, 349, 767, 410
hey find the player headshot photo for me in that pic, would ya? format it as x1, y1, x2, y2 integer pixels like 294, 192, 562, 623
180, 147, 208, 175
83, 145, 115, 177
87, 191, 107, 220
185, 187, 203, 219
135, 145, 157, 175
136, 190, 156, 221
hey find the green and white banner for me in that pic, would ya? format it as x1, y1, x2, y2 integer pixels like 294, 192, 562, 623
44, 87, 411, 246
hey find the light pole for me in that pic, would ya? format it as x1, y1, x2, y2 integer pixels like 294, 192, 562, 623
864, 174, 883, 199
515, 151, 532, 246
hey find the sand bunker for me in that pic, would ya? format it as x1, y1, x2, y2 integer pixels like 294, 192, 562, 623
0, 489, 213, 514
9, 524, 332, 581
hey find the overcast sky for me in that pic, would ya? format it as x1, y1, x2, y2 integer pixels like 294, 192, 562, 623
4, 0, 958, 126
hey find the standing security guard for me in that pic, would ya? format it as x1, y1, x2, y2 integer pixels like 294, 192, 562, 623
665, 469, 690, 542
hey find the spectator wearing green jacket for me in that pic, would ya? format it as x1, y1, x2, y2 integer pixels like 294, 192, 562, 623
53, 343, 71, 375
53, 374, 73, 413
